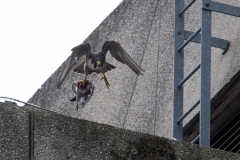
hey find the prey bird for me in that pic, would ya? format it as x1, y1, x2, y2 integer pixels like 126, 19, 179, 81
56, 41, 144, 88
70, 80, 95, 110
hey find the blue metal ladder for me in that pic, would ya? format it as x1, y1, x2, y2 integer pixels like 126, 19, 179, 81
173, 0, 240, 147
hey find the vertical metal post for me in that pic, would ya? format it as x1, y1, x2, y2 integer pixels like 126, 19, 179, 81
200, 0, 211, 147
173, 0, 184, 140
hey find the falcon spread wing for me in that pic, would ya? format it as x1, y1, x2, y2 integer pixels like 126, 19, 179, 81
56, 43, 91, 88
102, 41, 144, 76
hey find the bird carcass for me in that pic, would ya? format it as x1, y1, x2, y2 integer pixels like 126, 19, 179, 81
70, 80, 95, 110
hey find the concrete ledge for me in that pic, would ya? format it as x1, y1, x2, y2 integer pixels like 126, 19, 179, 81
33, 107, 240, 159
1, 102, 239, 159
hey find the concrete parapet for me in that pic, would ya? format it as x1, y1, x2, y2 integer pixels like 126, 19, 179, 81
1, 102, 239, 159
33, 107, 240, 159
0, 102, 29, 159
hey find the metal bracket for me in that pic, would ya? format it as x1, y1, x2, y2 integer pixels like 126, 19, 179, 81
184, 30, 230, 54
203, 1, 240, 17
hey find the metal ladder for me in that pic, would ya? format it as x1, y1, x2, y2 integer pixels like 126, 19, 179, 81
173, 0, 240, 147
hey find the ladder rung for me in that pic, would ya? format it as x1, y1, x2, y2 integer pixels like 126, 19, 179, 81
178, 0, 196, 16
177, 100, 200, 124
178, 28, 201, 52
192, 135, 200, 144
178, 64, 200, 88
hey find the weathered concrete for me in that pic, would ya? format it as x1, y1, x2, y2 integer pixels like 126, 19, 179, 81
0, 102, 29, 159
1, 102, 240, 159
28, 0, 240, 139
33, 107, 240, 160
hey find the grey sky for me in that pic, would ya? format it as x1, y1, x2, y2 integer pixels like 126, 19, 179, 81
0, 0, 122, 105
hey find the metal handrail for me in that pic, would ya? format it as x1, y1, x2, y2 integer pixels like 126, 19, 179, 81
0, 96, 53, 112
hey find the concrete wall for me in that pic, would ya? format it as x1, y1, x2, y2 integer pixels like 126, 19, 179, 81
1, 102, 240, 159
0, 102, 29, 159
28, 0, 240, 139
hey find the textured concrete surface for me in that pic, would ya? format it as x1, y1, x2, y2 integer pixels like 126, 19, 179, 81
0, 102, 29, 159
1, 102, 240, 159
28, 0, 240, 139
33, 106, 240, 159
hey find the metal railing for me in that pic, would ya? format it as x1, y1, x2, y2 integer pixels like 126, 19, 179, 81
0, 96, 53, 113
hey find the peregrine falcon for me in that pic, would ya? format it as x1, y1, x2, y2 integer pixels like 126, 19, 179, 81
56, 41, 144, 88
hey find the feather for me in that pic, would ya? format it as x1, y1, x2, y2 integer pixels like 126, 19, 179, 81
56, 43, 91, 88
102, 41, 144, 76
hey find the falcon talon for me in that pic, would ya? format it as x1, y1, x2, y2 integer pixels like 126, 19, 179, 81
79, 82, 85, 87
79, 76, 87, 87
70, 80, 95, 110
56, 41, 144, 89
